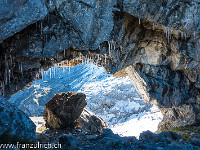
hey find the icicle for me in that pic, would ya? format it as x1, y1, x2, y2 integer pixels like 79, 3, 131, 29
21, 62, 23, 76
86, 55, 88, 64
108, 41, 111, 56
120, 45, 123, 52
10, 54, 12, 64
163, 27, 167, 37
113, 40, 116, 51
139, 18, 140, 24
41, 68, 44, 80
175, 30, 178, 37
105, 54, 107, 64
81, 56, 83, 64
69, 61, 70, 73
63, 65, 65, 73
193, 31, 196, 38
153, 22, 155, 30
181, 32, 184, 39
8, 69, 11, 84
54, 65, 56, 77
109, 40, 113, 52
64, 50, 66, 57
184, 32, 187, 40
36, 73, 39, 79
49, 68, 51, 79
13, 57, 15, 67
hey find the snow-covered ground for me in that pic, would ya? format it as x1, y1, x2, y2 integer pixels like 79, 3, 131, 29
9, 62, 163, 138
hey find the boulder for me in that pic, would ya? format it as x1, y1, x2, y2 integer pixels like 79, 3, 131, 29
43, 92, 87, 129
78, 109, 108, 133
0, 96, 36, 143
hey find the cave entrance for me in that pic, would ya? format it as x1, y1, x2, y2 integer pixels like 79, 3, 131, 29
9, 61, 163, 138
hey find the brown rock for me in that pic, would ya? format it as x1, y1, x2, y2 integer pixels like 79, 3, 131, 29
43, 92, 87, 129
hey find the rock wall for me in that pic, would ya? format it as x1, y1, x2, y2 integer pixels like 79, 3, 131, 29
0, 0, 199, 131
0, 96, 36, 143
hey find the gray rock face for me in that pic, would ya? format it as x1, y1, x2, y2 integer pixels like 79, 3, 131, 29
0, 0, 200, 132
78, 108, 108, 133
0, 0, 48, 42
121, 13, 200, 131
123, 0, 200, 33
0, 96, 36, 143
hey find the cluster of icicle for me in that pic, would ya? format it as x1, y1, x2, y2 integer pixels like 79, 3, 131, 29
34, 40, 118, 81
0, 53, 23, 96
139, 17, 196, 44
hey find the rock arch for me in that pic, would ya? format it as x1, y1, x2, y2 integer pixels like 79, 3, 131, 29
0, 0, 199, 132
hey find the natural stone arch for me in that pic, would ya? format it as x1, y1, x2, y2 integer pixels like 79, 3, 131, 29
0, 0, 199, 133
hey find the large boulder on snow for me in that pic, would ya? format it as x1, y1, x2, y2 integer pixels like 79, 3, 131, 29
0, 96, 36, 143
43, 92, 87, 129
78, 109, 108, 133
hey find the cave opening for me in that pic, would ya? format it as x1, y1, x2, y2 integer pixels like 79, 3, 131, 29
8, 60, 163, 139
0, 0, 200, 148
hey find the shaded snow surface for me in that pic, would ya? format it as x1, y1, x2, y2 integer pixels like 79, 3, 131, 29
9, 62, 163, 138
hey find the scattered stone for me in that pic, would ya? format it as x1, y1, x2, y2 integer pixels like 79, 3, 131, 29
59, 134, 81, 149
35, 127, 200, 149
86, 134, 99, 140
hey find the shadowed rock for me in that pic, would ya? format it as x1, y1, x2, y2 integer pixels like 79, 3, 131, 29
0, 96, 36, 143
43, 92, 87, 129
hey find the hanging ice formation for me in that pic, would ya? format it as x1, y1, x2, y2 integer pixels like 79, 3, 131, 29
69, 61, 70, 73
105, 54, 107, 64
153, 22, 155, 30
49, 67, 52, 79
